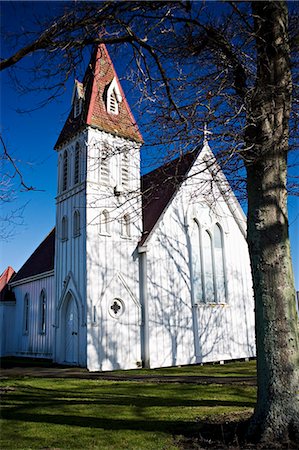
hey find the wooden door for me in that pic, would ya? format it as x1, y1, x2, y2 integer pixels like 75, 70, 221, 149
65, 297, 79, 364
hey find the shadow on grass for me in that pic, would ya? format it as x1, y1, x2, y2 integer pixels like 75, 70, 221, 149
1, 382, 256, 410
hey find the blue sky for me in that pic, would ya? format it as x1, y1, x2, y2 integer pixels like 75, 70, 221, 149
0, 1, 298, 290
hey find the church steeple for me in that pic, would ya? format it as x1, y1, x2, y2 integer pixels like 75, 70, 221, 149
55, 44, 143, 149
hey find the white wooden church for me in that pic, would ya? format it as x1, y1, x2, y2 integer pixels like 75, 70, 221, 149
0, 45, 256, 371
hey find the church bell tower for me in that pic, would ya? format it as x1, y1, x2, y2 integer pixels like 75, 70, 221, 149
53, 45, 143, 369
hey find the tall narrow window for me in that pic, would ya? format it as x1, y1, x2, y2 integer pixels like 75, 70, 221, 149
121, 152, 129, 190
202, 230, 215, 302
23, 293, 30, 334
214, 223, 226, 302
100, 210, 109, 235
121, 214, 131, 238
62, 216, 68, 241
40, 290, 47, 334
74, 143, 80, 185
191, 219, 204, 302
73, 210, 80, 237
62, 150, 68, 191
100, 150, 110, 185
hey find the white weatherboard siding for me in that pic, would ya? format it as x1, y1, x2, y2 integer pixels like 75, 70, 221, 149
11, 275, 54, 358
146, 147, 255, 368
54, 134, 87, 367
86, 128, 143, 371
0, 302, 16, 357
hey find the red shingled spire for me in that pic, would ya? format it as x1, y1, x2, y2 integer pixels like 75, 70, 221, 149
55, 44, 143, 149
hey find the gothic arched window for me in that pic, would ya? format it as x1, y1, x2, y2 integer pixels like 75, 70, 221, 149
62, 150, 68, 191
23, 293, 30, 334
107, 78, 122, 115
214, 223, 226, 303
62, 216, 68, 241
74, 143, 80, 185
191, 219, 204, 303
40, 290, 47, 334
202, 230, 215, 303
73, 210, 80, 237
121, 214, 131, 238
100, 210, 110, 235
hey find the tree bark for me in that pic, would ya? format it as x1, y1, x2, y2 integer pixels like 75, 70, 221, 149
245, 1, 299, 444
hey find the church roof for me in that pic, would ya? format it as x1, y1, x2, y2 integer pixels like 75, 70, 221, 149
0, 266, 16, 301
140, 148, 200, 245
55, 45, 143, 148
11, 228, 55, 283
9, 151, 200, 282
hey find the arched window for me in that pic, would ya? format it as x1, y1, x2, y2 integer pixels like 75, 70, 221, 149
74, 143, 80, 185
191, 219, 204, 302
202, 230, 215, 302
40, 290, 47, 334
121, 214, 130, 238
73, 210, 80, 237
23, 293, 30, 334
214, 223, 226, 302
107, 77, 122, 115
121, 152, 129, 190
62, 216, 68, 241
62, 150, 68, 191
100, 210, 109, 235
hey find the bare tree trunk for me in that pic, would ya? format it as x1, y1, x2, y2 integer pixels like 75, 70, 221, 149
246, 1, 299, 443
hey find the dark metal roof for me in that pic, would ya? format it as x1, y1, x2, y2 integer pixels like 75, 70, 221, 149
11, 228, 55, 283
9, 151, 200, 283
140, 149, 200, 245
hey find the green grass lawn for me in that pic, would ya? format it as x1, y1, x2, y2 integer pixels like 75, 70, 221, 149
0, 361, 256, 450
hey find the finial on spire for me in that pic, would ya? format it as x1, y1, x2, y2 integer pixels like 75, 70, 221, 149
203, 123, 212, 144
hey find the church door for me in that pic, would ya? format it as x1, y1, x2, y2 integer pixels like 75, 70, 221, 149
65, 296, 79, 364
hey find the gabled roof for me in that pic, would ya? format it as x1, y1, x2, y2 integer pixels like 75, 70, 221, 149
0, 266, 16, 301
55, 44, 143, 148
140, 149, 200, 245
11, 228, 55, 283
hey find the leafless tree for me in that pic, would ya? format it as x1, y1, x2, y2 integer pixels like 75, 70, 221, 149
1, 1, 298, 445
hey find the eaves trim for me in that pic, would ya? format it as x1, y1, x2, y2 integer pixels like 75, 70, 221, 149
10, 270, 55, 287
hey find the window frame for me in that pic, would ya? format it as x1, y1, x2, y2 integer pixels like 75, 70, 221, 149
61, 215, 68, 241
62, 150, 68, 192
39, 289, 47, 335
213, 223, 227, 303
107, 77, 122, 115
121, 151, 130, 190
99, 209, 110, 235
73, 98, 82, 118
74, 143, 80, 185
100, 149, 110, 185
23, 293, 30, 335
73, 210, 81, 237
121, 214, 131, 238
